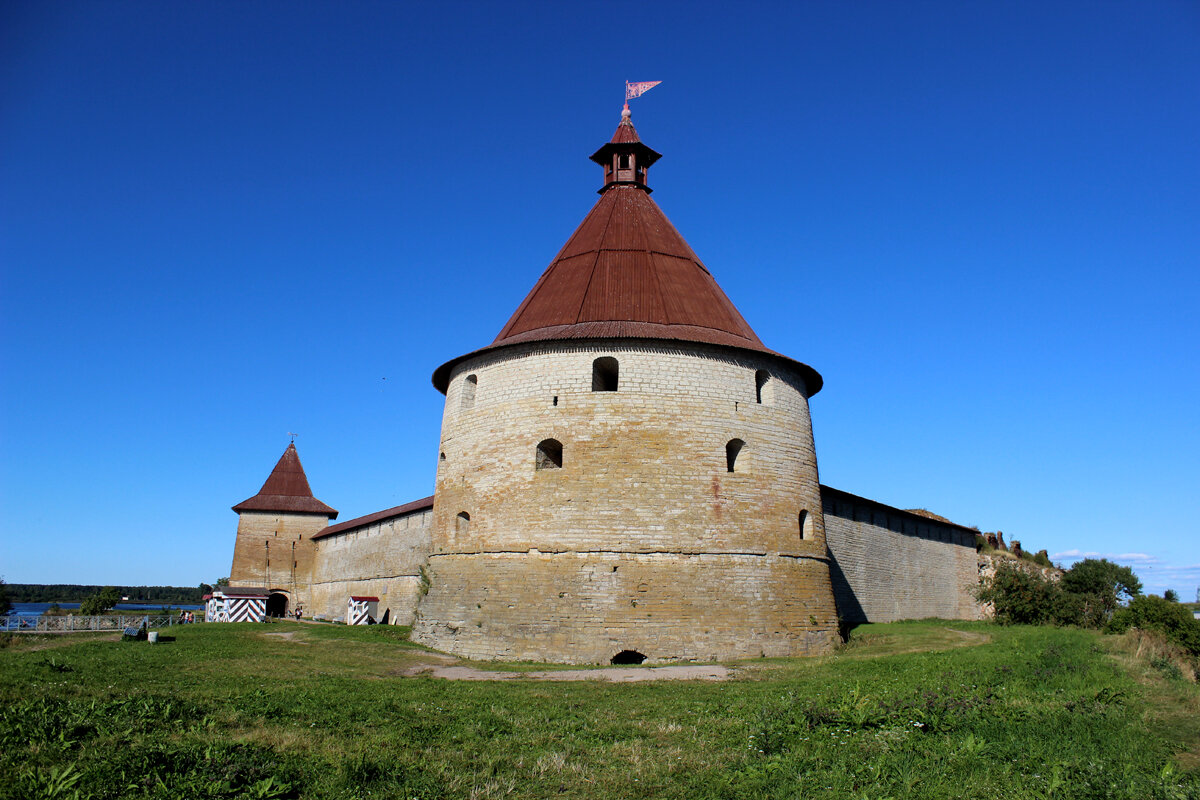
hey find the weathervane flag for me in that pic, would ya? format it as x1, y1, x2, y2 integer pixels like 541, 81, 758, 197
625, 80, 662, 100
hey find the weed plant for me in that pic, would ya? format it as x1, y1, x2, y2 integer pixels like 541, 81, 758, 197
0, 621, 1196, 799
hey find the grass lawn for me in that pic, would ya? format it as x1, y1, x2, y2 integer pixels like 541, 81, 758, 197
1, 620, 1196, 799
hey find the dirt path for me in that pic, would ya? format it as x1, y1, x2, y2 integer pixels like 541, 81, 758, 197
945, 628, 990, 645
262, 624, 732, 681
399, 662, 733, 682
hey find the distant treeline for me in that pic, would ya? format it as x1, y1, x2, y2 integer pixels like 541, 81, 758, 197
5, 584, 207, 604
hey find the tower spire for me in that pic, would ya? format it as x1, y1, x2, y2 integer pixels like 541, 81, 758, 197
589, 104, 661, 193
232, 442, 338, 517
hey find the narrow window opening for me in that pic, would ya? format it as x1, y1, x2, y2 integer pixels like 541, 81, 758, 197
611, 650, 646, 665
460, 374, 478, 409
439, 451, 446, 462
552, 395, 558, 407
726, 438, 745, 473
592, 357, 619, 392
755, 370, 771, 404
618, 153, 630, 170
456, 512, 470, 536
799, 509, 814, 541
536, 438, 563, 470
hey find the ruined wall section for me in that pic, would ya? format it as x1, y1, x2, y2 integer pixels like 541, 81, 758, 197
413, 340, 838, 663
309, 508, 432, 624
822, 487, 980, 624
229, 511, 330, 605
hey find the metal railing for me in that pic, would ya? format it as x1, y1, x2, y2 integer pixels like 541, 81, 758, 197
1, 614, 201, 633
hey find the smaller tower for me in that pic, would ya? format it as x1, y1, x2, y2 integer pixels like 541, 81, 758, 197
229, 443, 337, 616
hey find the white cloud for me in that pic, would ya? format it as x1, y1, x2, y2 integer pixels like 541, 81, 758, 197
1048, 551, 1200, 597
1051, 549, 1158, 565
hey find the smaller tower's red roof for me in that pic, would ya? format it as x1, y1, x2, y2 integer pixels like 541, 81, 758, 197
232, 443, 338, 517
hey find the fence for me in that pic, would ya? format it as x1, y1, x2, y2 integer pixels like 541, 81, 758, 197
1, 614, 200, 633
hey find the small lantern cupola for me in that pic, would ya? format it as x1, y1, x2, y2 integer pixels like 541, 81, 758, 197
589, 103, 662, 194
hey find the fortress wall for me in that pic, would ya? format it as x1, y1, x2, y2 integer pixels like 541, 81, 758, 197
418, 551, 838, 663
414, 341, 838, 662
821, 488, 981, 625
309, 508, 432, 624
229, 511, 330, 599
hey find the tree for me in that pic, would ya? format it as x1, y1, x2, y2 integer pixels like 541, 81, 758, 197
1060, 559, 1141, 615
0, 579, 10, 616
1164, 589, 1179, 603
78, 586, 120, 616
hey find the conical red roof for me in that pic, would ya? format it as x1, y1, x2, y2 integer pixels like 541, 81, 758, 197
491, 185, 765, 350
431, 111, 821, 395
232, 443, 338, 517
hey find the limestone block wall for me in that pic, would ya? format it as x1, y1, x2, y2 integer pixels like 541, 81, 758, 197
822, 487, 981, 624
229, 511, 331, 600
420, 551, 836, 662
413, 340, 838, 663
309, 508, 432, 624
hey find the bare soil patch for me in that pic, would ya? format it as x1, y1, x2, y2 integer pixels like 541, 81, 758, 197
399, 662, 732, 681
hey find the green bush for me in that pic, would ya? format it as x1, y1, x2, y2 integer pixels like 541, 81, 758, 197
1108, 594, 1200, 656
977, 560, 1137, 629
1028, 549, 1053, 568
78, 587, 120, 617
976, 561, 1064, 625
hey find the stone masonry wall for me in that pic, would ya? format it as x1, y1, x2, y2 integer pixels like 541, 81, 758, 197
413, 340, 839, 663
822, 488, 981, 625
229, 511, 331, 606
309, 508, 432, 624
421, 551, 836, 662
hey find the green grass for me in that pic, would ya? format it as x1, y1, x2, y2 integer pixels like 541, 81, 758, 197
1, 620, 1197, 799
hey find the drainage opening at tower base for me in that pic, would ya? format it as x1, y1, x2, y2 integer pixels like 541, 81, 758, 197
610, 650, 646, 665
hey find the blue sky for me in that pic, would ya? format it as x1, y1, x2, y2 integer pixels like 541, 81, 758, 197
2, 1, 1197, 599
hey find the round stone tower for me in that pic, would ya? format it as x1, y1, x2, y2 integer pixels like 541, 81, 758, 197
412, 106, 838, 663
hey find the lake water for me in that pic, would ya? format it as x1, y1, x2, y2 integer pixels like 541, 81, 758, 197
8, 602, 203, 617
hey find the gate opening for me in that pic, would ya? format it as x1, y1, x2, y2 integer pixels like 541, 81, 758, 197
266, 592, 289, 618
610, 650, 647, 665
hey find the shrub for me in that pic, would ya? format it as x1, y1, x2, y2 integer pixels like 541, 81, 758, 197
78, 586, 120, 616
1028, 549, 1053, 568
1163, 589, 1179, 603
1108, 594, 1200, 656
976, 561, 1063, 625
977, 561, 1120, 628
